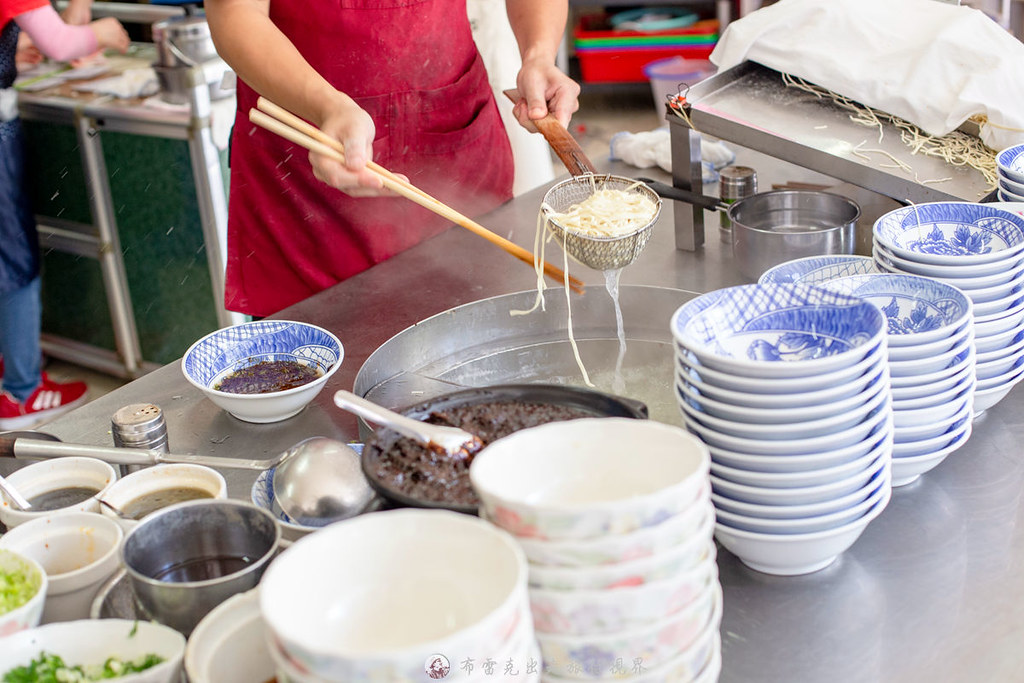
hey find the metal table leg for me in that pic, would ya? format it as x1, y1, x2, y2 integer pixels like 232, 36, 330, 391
671, 124, 705, 251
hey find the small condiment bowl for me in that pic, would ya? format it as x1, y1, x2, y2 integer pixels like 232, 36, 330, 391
181, 319, 343, 424
0, 618, 185, 683
470, 418, 710, 541
185, 589, 276, 683
123, 499, 280, 636
0, 511, 124, 623
0, 548, 47, 637
99, 463, 227, 531
0, 456, 117, 529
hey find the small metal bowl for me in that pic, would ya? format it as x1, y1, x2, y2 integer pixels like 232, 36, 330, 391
729, 190, 861, 281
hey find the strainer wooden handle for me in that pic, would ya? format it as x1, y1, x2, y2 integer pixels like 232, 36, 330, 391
503, 89, 597, 177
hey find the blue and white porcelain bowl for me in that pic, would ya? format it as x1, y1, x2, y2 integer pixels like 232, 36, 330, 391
893, 400, 973, 444
890, 360, 973, 402
997, 144, 1024, 185
892, 414, 970, 458
999, 178, 1024, 200
890, 428, 971, 487
709, 441, 885, 490
675, 341, 885, 396
671, 284, 886, 377
874, 243, 1024, 284
182, 320, 343, 423
886, 332, 974, 379
873, 202, 1024, 266
758, 255, 877, 285
823, 273, 972, 348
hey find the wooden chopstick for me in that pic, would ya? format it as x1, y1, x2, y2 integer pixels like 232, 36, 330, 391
249, 100, 585, 294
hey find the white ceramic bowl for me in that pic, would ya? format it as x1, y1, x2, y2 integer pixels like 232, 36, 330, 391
976, 320, 1024, 354
677, 352, 886, 409
675, 341, 885, 395
682, 392, 891, 456
713, 467, 890, 535
678, 377, 889, 441
874, 242, 1024, 281
185, 589, 276, 683
999, 172, 1024, 196
0, 457, 117, 529
893, 400, 973, 443
99, 463, 227, 531
887, 333, 974, 378
976, 329, 1024, 363
470, 418, 709, 541
975, 293, 1024, 326
885, 321, 970, 361
892, 415, 971, 458
527, 514, 715, 591
713, 485, 891, 575
892, 384, 973, 428
890, 360, 974, 401
260, 509, 528, 682
675, 366, 884, 424
892, 428, 971, 487
977, 354, 1024, 391
536, 584, 720, 679
181, 319, 343, 424
709, 437, 887, 489
974, 285, 1024, 318
529, 553, 717, 635
672, 284, 885, 378
977, 347, 1024, 381
973, 376, 1023, 414
250, 466, 317, 542
0, 511, 124, 624
507, 497, 712, 568
0, 548, 47, 638
975, 303, 1024, 338
0, 619, 184, 682
962, 269, 1024, 305
873, 202, 1024, 266
710, 450, 887, 507
891, 372, 975, 411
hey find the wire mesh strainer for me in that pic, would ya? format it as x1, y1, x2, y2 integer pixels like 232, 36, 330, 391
541, 174, 663, 271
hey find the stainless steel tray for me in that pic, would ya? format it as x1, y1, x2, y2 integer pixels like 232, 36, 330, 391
353, 285, 697, 438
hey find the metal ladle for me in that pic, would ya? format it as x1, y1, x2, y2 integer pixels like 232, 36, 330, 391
271, 436, 375, 527
0, 472, 31, 511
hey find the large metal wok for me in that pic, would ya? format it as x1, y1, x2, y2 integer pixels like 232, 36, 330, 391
352, 285, 697, 438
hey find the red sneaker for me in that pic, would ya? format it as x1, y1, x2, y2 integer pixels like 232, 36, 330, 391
0, 377, 88, 430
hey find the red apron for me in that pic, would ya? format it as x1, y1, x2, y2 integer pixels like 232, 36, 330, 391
225, 0, 515, 316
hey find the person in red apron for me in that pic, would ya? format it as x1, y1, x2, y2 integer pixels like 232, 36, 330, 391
206, 0, 579, 317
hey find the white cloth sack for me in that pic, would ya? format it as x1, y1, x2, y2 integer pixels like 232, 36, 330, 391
710, 0, 1024, 151
609, 127, 735, 183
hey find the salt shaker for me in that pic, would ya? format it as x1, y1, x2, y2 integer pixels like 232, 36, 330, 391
719, 166, 758, 242
111, 403, 169, 475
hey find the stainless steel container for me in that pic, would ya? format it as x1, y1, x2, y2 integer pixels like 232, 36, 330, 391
718, 165, 757, 241
729, 190, 860, 282
151, 14, 234, 104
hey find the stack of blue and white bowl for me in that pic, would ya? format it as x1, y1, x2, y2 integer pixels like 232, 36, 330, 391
997, 144, 1024, 203
671, 284, 894, 576
823, 273, 975, 487
873, 202, 1024, 414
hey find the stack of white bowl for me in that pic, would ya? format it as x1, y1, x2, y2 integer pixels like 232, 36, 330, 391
873, 202, 1024, 414
671, 283, 894, 576
996, 144, 1024, 202
470, 418, 720, 683
259, 509, 538, 683
824, 273, 976, 486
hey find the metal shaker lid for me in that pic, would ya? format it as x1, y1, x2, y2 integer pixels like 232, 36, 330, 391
719, 166, 757, 199
111, 403, 166, 440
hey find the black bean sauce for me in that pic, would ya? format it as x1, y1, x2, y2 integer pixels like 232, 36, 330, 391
215, 360, 322, 394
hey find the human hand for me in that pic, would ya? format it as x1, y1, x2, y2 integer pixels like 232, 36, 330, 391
61, 0, 93, 26
15, 32, 42, 69
90, 17, 129, 53
311, 99, 395, 197
512, 59, 580, 131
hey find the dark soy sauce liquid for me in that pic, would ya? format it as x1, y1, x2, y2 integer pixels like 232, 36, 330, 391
28, 486, 100, 511
153, 555, 254, 583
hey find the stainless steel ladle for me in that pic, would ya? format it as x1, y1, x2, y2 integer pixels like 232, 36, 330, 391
271, 436, 375, 527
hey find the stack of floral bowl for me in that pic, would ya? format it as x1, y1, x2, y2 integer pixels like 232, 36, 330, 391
259, 509, 537, 682
671, 283, 894, 576
873, 202, 1024, 414
824, 273, 976, 486
469, 418, 720, 682
758, 254, 878, 285
997, 145, 1024, 202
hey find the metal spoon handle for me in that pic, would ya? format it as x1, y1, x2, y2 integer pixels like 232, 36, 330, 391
0, 473, 32, 510
3, 438, 282, 471
333, 390, 478, 455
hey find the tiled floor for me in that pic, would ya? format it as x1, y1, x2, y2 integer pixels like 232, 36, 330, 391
33, 89, 667, 423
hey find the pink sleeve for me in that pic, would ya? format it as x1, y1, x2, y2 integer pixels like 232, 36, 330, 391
14, 4, 98, 62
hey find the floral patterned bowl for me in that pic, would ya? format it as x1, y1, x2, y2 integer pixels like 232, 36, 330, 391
823, 273, 972, 347
529, 551, 717, 636
996, 144, 1024, 185
506, 497, 712, 568
873, 241, 1024, 281
757, 255, 877, 285
671, 284, 886, 378
259, 509, 530, 682
873, 202, 1024, 266
527, 515, 715, 592
535, 584, 720, 680
470, 419, 710, 542
0, 549, 47, 638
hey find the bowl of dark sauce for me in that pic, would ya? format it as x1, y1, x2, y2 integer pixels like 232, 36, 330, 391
361, 384, 648, 514
0, 456, 117, 529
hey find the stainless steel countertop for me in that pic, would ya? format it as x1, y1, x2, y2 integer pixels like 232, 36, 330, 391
13, 160, 1024, 683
